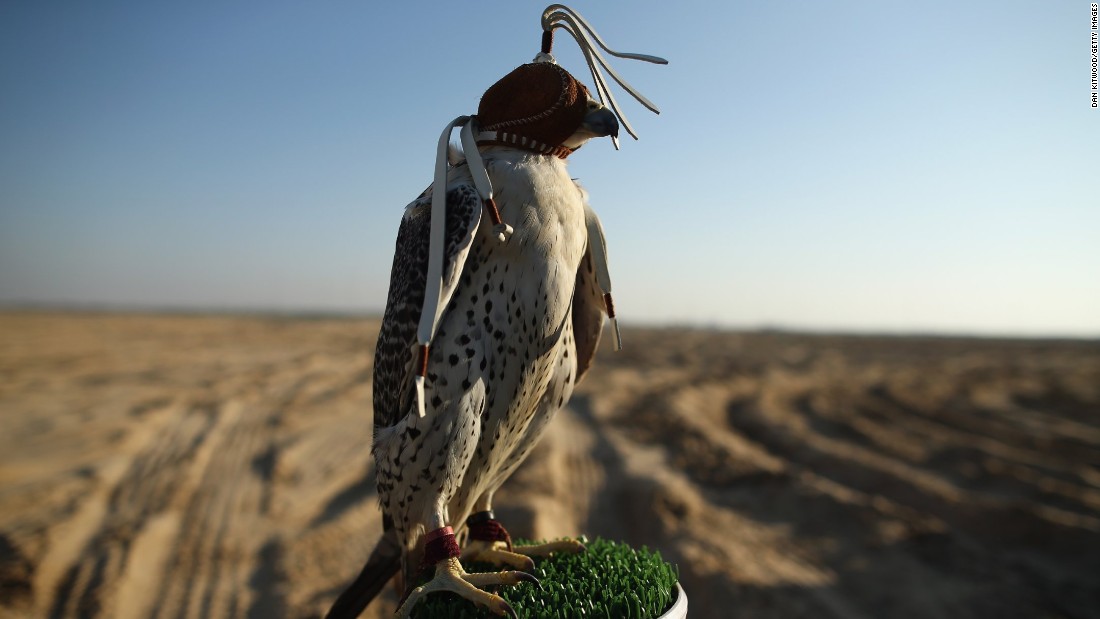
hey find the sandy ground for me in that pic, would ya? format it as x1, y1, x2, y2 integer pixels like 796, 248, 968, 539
1, 311, 1098, 619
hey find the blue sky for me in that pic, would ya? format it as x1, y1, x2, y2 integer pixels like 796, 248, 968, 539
1, 1, 1097, 336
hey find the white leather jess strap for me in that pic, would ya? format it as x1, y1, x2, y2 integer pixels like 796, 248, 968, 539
414, 116, 514, 418
413, 116, 464, 417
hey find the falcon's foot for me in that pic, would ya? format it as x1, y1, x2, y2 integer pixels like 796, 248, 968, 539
396, 528, 538, 619
464, 511, 587, 566
463, 539, 535, 572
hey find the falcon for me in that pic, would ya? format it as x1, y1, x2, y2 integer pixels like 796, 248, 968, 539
326, 6, 665, 618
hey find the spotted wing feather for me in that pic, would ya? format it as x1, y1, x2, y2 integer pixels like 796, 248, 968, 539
572, 236, 607, 385
373, 174, 482, 430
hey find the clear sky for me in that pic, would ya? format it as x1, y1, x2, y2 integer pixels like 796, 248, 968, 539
1, 1, 1097, 337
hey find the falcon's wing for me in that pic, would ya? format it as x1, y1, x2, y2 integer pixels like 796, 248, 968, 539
571, 245, 606, 385
373, 169, 482, 430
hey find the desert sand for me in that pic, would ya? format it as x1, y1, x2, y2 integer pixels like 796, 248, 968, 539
1, 311, 1098, 619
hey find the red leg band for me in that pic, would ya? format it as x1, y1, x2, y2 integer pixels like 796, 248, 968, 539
466, 512, 513, 552
421, 526, 460, 569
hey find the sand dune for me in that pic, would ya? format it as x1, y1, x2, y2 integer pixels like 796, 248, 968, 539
1, 312, 1098, 618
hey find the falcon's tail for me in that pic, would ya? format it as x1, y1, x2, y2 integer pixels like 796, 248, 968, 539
324, 522, 401, 619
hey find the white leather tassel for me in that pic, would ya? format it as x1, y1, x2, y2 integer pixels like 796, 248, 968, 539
538, 4, 667, 144
414, 374, 427, 418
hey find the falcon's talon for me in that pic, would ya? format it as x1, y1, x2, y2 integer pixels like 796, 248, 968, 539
511, 538, 588, 558
395, 557, 520, 619
462, 569, 539, 588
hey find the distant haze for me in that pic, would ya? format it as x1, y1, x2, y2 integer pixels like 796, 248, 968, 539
1, 1, 1097, 337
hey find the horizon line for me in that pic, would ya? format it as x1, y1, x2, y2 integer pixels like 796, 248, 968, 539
2, 300, 1097, 343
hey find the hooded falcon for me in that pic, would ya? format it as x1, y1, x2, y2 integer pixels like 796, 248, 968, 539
326, 6, 665, 618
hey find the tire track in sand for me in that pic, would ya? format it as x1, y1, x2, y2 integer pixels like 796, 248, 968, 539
38, 400, 215, 618
154, 397, 273, 619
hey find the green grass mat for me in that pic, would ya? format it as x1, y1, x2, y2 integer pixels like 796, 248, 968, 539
410, 537, 680, 619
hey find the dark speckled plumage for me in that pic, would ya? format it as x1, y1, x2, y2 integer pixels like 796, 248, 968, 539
372, 183, 482, 432
338, 148, 609, 615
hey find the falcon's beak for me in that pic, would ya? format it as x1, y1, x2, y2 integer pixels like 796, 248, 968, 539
562, 100, 621, 149
580, 105, 620, 139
